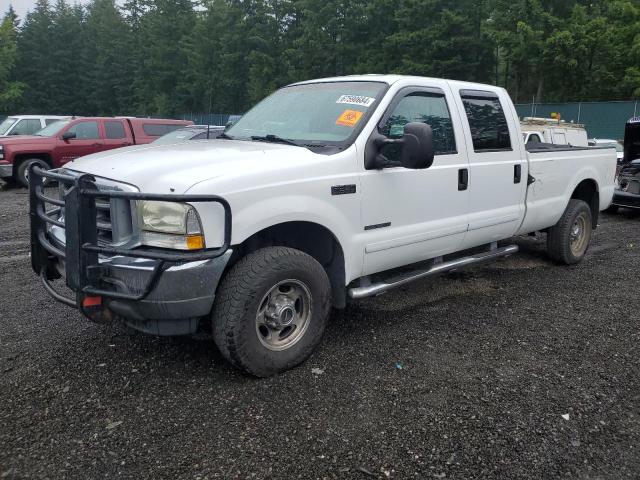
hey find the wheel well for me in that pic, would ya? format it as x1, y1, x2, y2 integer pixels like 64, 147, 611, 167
13, 153, 52, 172
227, 222, 347, 309
571, 179, 599, 228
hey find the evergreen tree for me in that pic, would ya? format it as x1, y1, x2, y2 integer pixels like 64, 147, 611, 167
5, 0, 640, 116
0, 6, 23, 112
84, 0, 135, 115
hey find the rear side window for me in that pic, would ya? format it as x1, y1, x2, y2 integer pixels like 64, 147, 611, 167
105, 121, 126, 139
67, 121, 100, 139
143, 123, 182, 137
460, 91, 512, 151
11, 119, 42, 135
45, 118, 61, 126
527, 134, 541, 145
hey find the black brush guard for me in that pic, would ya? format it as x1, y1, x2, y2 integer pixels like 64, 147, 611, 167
29, 165, 232, 309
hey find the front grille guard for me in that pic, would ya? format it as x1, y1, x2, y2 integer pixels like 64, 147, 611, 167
29, 165, 232, 309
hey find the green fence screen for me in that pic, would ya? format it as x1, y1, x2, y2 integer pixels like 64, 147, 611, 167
4, 102, 638, 141
515, 101, 639, 141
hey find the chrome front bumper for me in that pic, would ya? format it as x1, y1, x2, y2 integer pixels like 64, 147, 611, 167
0, 164, 13, 178
103, 251, 232, 320
30, 166, 233, 335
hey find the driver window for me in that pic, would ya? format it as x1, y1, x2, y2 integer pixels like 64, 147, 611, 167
380, 92, 456, 167
67, 121, 100, 140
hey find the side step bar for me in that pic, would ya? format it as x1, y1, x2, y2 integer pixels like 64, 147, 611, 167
348, 244, 519, 299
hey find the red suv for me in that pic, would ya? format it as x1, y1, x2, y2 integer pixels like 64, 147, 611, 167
0, 117, 192, 186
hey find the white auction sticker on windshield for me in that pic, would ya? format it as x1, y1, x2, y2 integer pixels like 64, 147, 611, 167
336, 95, 376, 107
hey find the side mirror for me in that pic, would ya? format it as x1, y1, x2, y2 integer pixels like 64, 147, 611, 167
365, 122, 435, 170
61, 131, 76, 141
397, 122, 435, 169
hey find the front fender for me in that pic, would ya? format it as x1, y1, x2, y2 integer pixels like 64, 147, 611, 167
229, 194, 361, 282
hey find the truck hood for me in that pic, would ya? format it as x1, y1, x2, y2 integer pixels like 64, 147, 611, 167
0, 135, 54, 146
66, 140, 323, 193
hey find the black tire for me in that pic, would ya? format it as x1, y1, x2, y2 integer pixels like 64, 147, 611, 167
547, 199, 593, 265
212, 247, 331, 377
604, 204, 619, 214
16, 158, 49, 188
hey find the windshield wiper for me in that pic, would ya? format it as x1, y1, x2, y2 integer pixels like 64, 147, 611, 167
250, 134, 299, 147
218, 132, 234, 140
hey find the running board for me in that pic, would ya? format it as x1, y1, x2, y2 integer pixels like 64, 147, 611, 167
348, 244, 519, 299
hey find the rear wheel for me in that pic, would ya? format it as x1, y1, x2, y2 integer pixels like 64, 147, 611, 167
16, 158, 49, 187
547, 199, 593, 265
212, 247, 331, 377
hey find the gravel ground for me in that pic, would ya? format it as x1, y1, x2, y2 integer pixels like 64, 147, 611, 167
1, 185, 639, 479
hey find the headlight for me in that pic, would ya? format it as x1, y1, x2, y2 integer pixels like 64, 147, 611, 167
138, 201, 205, 250
0, 145, 4, 160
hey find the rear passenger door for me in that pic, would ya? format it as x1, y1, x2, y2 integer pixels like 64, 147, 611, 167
454, 89, 528, 249
102, 120, 134, 151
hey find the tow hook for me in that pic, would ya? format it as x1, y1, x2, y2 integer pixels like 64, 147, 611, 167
79, 295, 113, 323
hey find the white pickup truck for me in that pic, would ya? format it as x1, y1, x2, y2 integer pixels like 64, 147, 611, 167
29, 75, 616, 376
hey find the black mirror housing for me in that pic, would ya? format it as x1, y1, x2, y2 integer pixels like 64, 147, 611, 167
365, 122, 435, 170
398, 122, 435, 169
61, 132, 76, 141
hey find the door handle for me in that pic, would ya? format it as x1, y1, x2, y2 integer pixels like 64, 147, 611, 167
514, 164, 522, 184
458, 168, 468, 191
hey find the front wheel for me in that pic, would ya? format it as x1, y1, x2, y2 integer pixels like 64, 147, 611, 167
16, 158, 49, 187
547, 199, 593, 265
212, 247, 331, 377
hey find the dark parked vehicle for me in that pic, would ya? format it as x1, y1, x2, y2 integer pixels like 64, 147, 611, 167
608, 118, 640, 211
151, 125, 225, 145
0, 117, 192, 187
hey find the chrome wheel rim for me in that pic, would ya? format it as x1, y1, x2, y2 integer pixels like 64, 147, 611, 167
24, 161, 48, 185
256, 279, 312, 351
569, 212, 590, 257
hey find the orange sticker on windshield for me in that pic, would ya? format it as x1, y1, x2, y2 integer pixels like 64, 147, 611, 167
336, 109, 363, 127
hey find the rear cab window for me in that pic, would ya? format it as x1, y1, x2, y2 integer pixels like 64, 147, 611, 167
460, 90, 512, 152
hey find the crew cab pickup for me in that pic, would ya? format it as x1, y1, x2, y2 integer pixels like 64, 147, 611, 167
28, 75, 617, 376
1, 117, 192, 186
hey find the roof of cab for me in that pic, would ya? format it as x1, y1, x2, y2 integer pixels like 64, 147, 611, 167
289, 74, 506, 93
7, 114, 70, 119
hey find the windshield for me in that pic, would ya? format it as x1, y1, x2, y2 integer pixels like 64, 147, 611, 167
34, 120, 71, 137
226, 81, 387, 147
0, 117, 17, 135
152, 129, 202, 145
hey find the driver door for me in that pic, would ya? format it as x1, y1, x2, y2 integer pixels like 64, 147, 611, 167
360, 86, 470, 276
55, 120, 105, 165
